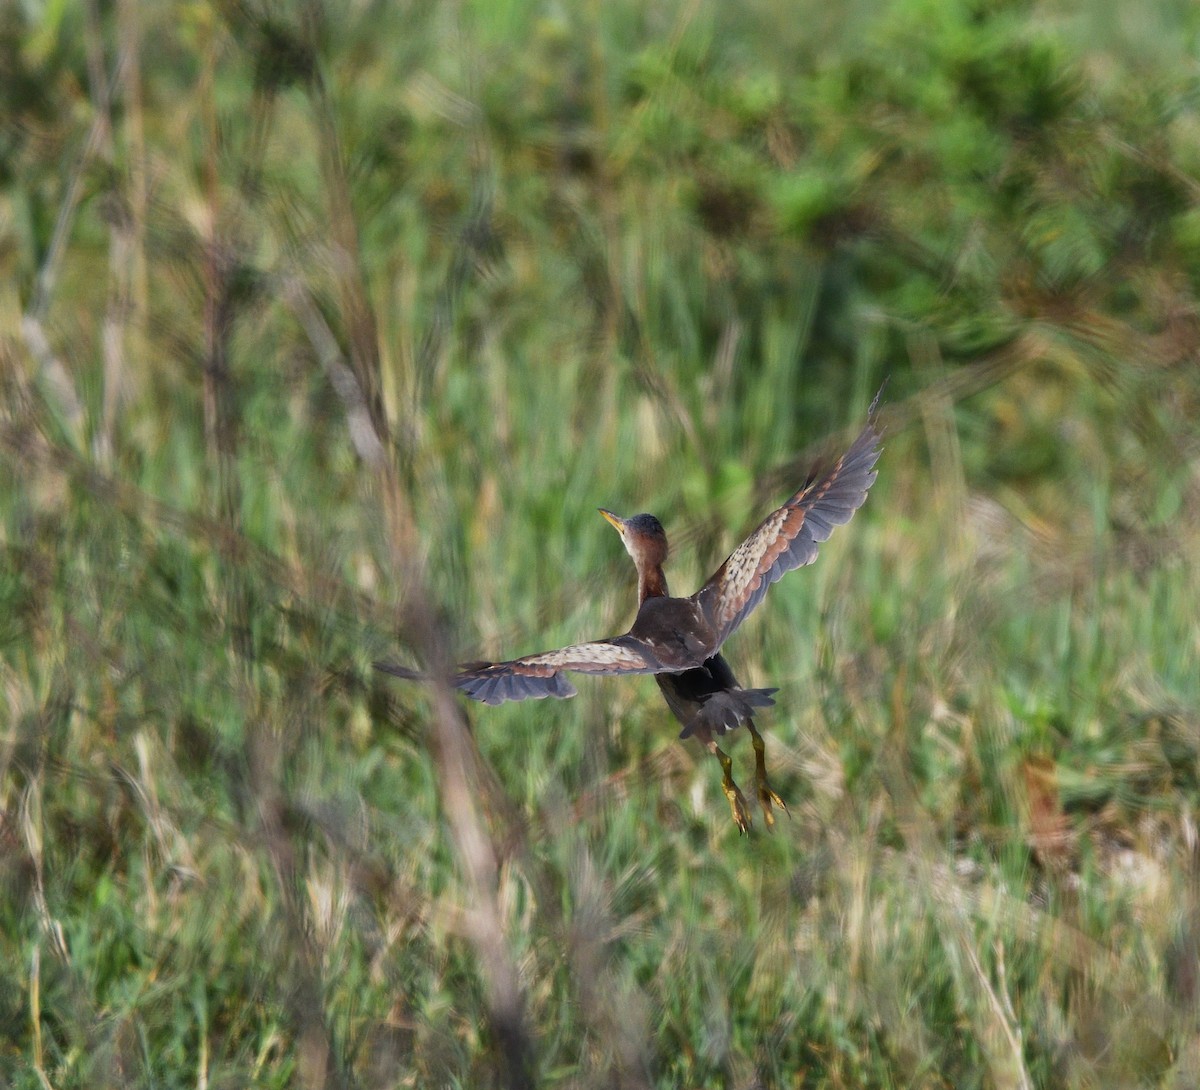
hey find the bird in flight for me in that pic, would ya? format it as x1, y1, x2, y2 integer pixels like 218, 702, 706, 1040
379, 394, 882, 831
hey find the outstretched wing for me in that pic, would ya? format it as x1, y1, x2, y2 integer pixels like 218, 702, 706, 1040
693, 400, 882, 648
452, 636, 662, 705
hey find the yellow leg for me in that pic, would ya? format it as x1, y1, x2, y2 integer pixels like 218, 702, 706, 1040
707, 740, 751, 834
747, 720, 788, 828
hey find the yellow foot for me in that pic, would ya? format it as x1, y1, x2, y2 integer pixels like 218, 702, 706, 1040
709, 741, 752, 834
724, 780, 753, 834
756, 779, 789, 829
747, 720, 788, 829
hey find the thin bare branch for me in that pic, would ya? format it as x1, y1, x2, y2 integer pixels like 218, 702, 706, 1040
284, 276, 388, 468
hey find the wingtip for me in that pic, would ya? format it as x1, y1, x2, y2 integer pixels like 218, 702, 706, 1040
862, 380, 889, 453
374, 659, 424, 680
867, 377, 889, 420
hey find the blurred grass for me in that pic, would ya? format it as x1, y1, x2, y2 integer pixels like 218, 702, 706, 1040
2, 0, 1199, 1087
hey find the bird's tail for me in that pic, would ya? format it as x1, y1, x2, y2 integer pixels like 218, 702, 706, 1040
737, 687, 779, 709
679, 687, 779, 739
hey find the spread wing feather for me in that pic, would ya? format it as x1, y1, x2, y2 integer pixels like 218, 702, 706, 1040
452, 636, 662, 705
694, 407, 882, 648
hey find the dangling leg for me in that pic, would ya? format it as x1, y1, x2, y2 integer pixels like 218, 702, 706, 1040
746, 719, 788, 827
706, 739, 751, 834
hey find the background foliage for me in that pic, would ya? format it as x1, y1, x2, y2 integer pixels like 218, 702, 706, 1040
2, 0, 1198, 1086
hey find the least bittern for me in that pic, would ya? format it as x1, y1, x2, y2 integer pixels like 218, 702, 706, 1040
379, 395, 882, 831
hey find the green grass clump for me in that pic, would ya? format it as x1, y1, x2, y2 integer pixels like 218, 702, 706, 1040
2, 1, 1199, 1087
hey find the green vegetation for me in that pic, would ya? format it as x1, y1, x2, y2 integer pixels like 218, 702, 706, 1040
3, 0, 1198, 1086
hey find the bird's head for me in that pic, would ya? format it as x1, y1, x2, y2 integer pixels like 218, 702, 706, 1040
599, 509, 668, 570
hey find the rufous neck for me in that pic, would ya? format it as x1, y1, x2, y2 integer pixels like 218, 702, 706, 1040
637, 564, 669, 602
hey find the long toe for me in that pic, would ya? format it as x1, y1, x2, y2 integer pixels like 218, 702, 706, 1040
726, 783, 753, 834
758, 781, 789, 829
